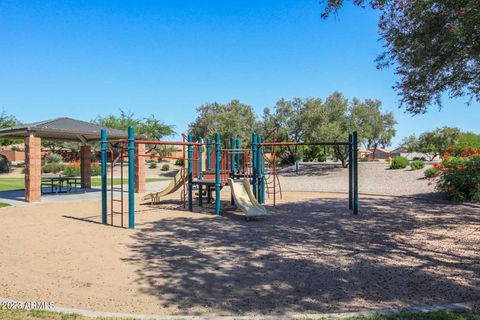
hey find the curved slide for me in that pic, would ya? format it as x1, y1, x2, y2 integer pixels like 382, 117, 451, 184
143, 169, 185, 204
227, 178, 268, 219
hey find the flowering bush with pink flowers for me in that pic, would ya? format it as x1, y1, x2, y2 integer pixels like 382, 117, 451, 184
429, 147, 480, 202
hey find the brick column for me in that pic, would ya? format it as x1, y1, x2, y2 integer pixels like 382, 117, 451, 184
80, 145, 92, 189
134, 143, 146, 193
25, 135, 41, 202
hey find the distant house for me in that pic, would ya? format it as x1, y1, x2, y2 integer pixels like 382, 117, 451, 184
358, 147, 391, 160
370, 148, 391, 160
390, 146, 438, 161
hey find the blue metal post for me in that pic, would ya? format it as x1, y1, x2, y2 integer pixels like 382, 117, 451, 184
215, 133, 221, 215
353, 131, 359, 215
348, 133, 353, 210
259, 136, 265, 204
101, 128, 107, 225
230, 136, 235, 178
206, 138, 211, 171
198, 136, 203, 180
236, 138, 241, 171
252, 133, 257, 198
128, 126, 135, 229
188, 134, 193, 211
230, 136, 235, 205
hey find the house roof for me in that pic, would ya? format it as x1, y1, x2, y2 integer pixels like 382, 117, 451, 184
390, 146, 407, 153
0, 117, 142, 142
369, 147, 391, 153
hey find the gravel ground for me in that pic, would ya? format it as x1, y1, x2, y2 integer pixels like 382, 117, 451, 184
0, 192, 478, 316
274, 162, 438, 198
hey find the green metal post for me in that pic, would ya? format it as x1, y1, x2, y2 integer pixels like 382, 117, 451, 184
236, 138, 241, 171
188, 134, 193, 211
353, 131, 359, 215
230, 136, 235, 178
206, 138, 211, 171
128, 126, 135, 229
259, 136, 265, 204
101, 128, 107, 225
230, 136, 235, 205
215, 133, 221, 215
348, 133, 353, 210
198, 136, 203, 180
252, 133, 257, 198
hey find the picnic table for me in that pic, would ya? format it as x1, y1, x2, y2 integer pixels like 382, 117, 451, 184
41, 176, 83, 194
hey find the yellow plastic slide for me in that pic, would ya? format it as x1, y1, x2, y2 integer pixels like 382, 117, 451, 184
143, 169, 185, 204
227, 178, 268, 219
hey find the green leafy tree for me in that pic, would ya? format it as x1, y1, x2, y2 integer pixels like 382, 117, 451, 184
321, 0, 480, 114
0, 110, 20, 146
351, 98, 397, 156
263, 97, 314, 164
303, 92, 352, 167
412, 126, 461, 160
458, 132, 480, 149
93, 109, 175, 140
263, 92, 395, 167
401, 134, 420, 153
188, 100, 260, 146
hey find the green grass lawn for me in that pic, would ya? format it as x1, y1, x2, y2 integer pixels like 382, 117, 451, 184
0, 177, 169, 192
0, 202, 11, 208
0, 308, 478, 320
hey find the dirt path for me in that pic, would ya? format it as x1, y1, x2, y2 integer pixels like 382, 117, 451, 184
0, 191, 478, 316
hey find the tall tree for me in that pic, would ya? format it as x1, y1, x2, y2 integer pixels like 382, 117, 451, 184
403, 126, 461, 160
351, 98, 397, 156
0, 110, 20, 146
188, 100, 260, 146
93, 109, 175, 140
321, 0, 480, 114
304, 92, 352, 167
263, 97, 313, 163
458, 132, 480, 149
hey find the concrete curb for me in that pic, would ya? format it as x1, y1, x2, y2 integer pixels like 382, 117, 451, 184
0, 297, 475, 319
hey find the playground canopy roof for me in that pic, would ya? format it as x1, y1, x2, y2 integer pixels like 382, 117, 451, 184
0, 117, 143, 142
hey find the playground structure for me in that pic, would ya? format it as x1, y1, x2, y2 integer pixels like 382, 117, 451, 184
100, 126, 359, 229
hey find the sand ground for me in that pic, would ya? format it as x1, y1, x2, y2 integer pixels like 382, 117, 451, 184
0, 189, 479, 316
276, 162, 437, 197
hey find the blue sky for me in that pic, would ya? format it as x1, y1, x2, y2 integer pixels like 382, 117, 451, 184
0, 0, 478, 147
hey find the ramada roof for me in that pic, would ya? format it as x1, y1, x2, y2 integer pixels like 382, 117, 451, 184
0, 117, 142, 142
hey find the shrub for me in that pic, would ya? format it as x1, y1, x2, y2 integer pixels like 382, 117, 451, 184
91, 165, 101, 176
161, 164, 170, 171
44, 153, 64, 164
63, 165, 80, 177
175, 159, 184, 166
390, 156, 409, 169
410, 160, 425, 170
42, 163, 65, 174
0, 155, 10, 173
10, 145, 21, 152
424, 167, 437, 178
149, 162, 158, 169
433, 147, 480, 202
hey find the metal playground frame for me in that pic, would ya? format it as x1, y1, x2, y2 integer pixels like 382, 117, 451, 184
100, 126, 359, 229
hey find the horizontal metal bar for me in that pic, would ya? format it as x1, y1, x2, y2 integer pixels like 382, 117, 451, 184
133, 140, 201, 146
259, 142, 350, 146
